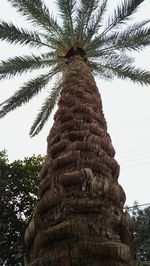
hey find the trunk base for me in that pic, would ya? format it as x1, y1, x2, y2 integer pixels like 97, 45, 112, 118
25, 197, 133, 266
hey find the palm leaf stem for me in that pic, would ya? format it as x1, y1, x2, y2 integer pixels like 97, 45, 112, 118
30, 77, 62, 136
0, 21, 52, 48
99, 0, 145, 38
56, 0, 75, 45
7, 0, 58, 32
0, 66, 62, 118
75, 0, 99, 44
0, 55, 60, 80
97, 63, 150, 85
83, 0, 107, 46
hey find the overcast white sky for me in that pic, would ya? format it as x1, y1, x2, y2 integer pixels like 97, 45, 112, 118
0, 0, 150, 206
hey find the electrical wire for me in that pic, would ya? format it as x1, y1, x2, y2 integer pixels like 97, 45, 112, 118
121, 155, 150, 163
109, 117, 150, 129
122, 161, 150, 169
118, 146, 150, 156
124, 203, 150, 210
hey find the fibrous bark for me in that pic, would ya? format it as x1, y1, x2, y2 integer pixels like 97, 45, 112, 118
25, 56, 133, 266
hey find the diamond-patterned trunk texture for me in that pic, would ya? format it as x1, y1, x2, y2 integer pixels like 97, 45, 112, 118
25, 56, 133, 266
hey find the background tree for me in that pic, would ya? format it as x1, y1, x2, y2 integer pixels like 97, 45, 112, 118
130, 203, 150, 262
0, 151, 44, 266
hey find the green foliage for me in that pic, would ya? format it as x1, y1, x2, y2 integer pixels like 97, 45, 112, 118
0, 21, 46, 48
30, 76, 63, 136
0, 72, 55, 117
130, 203, 150, 262
0, 0, 150, 135
56, 0, 76, 45
0, 151, 44, 266
7, 0, 58, 32
102, 0, 145, 36
0, 53, 59, 80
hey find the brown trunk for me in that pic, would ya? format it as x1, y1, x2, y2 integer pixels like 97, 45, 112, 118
25, 56, 133, 266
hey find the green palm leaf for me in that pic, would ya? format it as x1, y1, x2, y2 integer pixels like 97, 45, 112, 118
97, 52, 134, 64
93, 27, 150, 56
91, 62, 113, 80
85, 33, 116, 55
100, 0, 145, 37
30, 76, 62, 137
0, 67, 61, 118
0, 53, 59, 80
7, 0, 66, 46
96, 62, 150, 85
114, 25, 150, 51
83, 0, 107, 46
91, 52, 134, 79
75, 0, 99, 44
7, 0, 59, 32
86, 19, 150, 52
42, 33, 68, 52
56, 0, 76, 45
0, 21, 49, 48
87, 20, 150, 56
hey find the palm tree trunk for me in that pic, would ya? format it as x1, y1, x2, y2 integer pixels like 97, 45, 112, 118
25, 55, 133, 266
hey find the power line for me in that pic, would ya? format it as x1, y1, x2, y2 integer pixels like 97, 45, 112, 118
118, 151, 150, 160
113, 140, 150, 153
115, 137, 150, 147
121, 155, 150, 164
118, 146, 150, 156
122, 161, 150, 169
109, 118, 150, 129
124, 203, 150, 210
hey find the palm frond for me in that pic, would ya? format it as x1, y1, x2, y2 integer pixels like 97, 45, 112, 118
85, 38, 104, 55
75, 0, 99, 45
91, 52, 134, 79
85, 32, 118, 55
0, 21, 49, 48
86, 19, 150, 53
97, 62, 150, 85
83, 0, 108, 46
100, 0, 145, 37
30, 76, 62, 137
114, 25, 150, 51
91, 62, 113, 80
56, 0, 76, 45
98, 52, 134, 65
95, 26, 150, 56
7, 0, 61, 34
0, 67, 62, 118
88, 20, 150, 56
42, 33, 68, 52
125, 19, 150, 32
0, 53, 59, 80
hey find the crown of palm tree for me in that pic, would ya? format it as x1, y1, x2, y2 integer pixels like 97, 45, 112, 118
0, 0, 150, 136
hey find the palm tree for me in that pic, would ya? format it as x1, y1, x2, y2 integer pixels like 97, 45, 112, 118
1, 0, 150, 265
